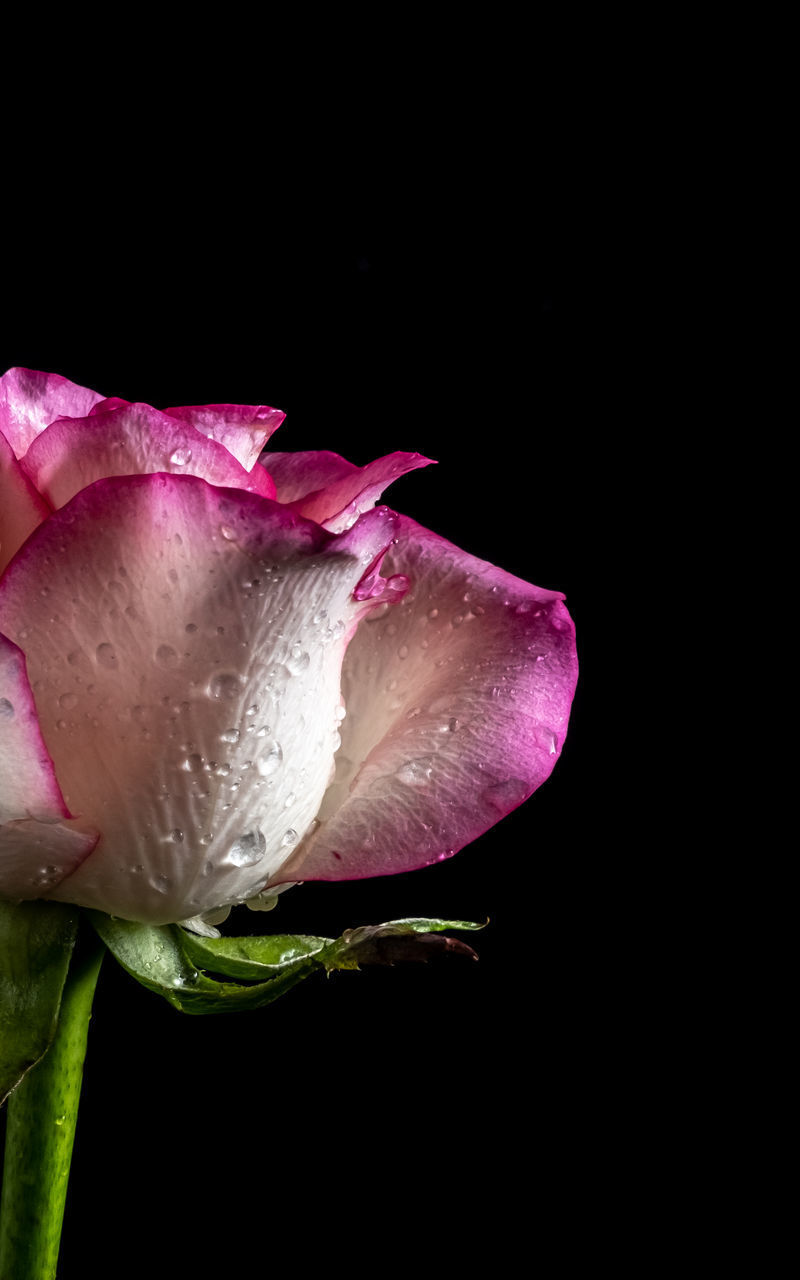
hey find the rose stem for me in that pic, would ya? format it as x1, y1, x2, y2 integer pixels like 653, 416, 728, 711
0, 926, 104, 1280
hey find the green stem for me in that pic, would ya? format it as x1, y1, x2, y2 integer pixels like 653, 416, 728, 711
0, 929, 103, 1280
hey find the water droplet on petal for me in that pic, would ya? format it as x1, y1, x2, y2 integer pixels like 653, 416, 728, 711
289, 645, 310, 672
219, 524, 236, 541
257, 741, 283, 776
96, 643, 118, 669
427, 608, 439, 620
220, 728, 240, 744
396, 757, 434, 786
58, 692, 78, 710
281, 828, 298, 846
207, 672, 241, 700
169, 828, 184, 843
170, 446, 193, 466
156, 644, 178, 667
225, 830, 266, 867
482, 778, 529, 812
181, 754, 204, 772
398, 644, 409, 659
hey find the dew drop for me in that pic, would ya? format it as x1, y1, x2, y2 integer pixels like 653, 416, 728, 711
0, 698, 14, 719
96, 643, 118, 669
156, 644, 178, 667
200, 833, 214, 846
170, 446, 193, 466
181, 754, 204, 773
396, 757, 434, 786
257, 741, 283, 776
219, 524, 236, 541
59, 692, 78, 710
207, 672, 241, 700
289, 645, 310, 672
482, 778, 529, 812
169, 828, 184, 843
281, 828, 298, 847
451, 613, 465, 629
283, 791, 296, 808
427, 608, 439, 620
220, 728, 240, 744
225, 829, 266, 867
448, 717, 460, 732
398, 644, 409, 659
155, 874, 172, 893
214, 762, 231, 777
185, 623, 198, 634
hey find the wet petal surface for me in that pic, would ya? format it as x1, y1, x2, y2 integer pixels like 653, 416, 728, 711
0, 474, 398, 922
274, 516, 577, 883
20, 402, 277, 510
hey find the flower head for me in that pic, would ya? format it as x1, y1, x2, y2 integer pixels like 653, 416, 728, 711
0, 369, 577, 926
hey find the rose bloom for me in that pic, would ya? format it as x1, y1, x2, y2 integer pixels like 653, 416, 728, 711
0, 369, 577, 932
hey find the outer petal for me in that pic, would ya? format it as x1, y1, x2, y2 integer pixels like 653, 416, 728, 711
0, 473, 399, 923
0, 429, 50, 575
164, 404, 286, 473
20, 402, 277, 509
0, 368, 105, 459
0, 633, 99, 898
265, 449, 433, 531
273, 516, 577, 884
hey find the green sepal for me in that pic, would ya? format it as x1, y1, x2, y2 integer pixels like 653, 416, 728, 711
89, 911, 484, 1015
87, 912, 319, 1015
180, 930, 330, 980
0, 900, 79, 1105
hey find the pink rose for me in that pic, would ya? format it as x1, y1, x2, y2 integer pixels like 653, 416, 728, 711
0, 368, 577, 930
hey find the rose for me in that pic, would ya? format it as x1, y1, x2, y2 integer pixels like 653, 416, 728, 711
0, 368, 577, 931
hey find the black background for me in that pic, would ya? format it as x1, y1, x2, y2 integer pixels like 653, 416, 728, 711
1, 201, 627, 1273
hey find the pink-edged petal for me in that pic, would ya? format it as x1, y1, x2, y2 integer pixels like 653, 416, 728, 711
0, 429, 50, 575
272, 516, 578, 884
0, 633, 71, 823
0, 819, 100, 901
0, 368, 105, 459
19, 402, 277, 510
164, 404, 286, 472
265, 450, 361, 503
265, 449, 434, 531
0, 473, 399, 924
0, 632, 99, 899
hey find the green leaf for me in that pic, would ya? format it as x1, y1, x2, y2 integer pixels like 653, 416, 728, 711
90, 912, 484, 1015
0, 900, 79, 1105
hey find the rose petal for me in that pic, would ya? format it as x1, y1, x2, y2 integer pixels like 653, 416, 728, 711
0, 429, 50, 575
0, 633, 99, 898
265, 449, 434, 531
164, 404, 286, 473
0, 819, 100, 901
0, 368, 105, 459
0, 473, 399, 923
20, 402, 277, 509
272, 516, 578, 884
